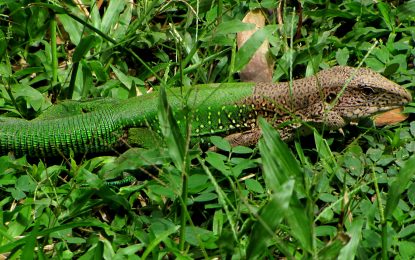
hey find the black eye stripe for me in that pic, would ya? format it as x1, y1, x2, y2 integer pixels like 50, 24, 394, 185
362, 87, 376, 95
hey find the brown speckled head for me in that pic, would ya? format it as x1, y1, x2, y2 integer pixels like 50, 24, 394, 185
241, 66, 412, 140
248, 66, 411, 121
319, 66, 412, 120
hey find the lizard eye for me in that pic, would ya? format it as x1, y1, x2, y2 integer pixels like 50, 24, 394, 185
325, 93, 337, 104
362, 87, 376, 96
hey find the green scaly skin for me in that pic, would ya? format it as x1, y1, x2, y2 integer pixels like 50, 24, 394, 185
0, 82, 255, 157
0, 66, 412, 157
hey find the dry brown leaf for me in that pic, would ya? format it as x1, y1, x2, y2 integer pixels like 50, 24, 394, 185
237, 10, 273, 83
373, 107, 408, 126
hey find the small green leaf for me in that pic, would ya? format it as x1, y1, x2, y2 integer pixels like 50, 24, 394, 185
408, 183, 415, 205
88, 60, 107, 81
335, 48, 349, 66
404, 106, 415, 114
205, 152, 231, 176
210, 136, 231, 152
16, 175, 36, 192
399, 241, 415, 258
372, 46, 390, 64
194, 192, 218, 202
232, 145, 253, 154
245, 179, 264, 193
8, 188, 26, 200
365, 57, 385, 71
366, 147, 383, 162
397, 223, 415, 238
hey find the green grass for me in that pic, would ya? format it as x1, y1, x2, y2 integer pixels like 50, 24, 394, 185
1, 0, 415, 258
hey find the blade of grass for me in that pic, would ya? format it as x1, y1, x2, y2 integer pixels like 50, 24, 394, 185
254, 118, 313, 255
338, 218, 364, 260
246, 179, 295, 258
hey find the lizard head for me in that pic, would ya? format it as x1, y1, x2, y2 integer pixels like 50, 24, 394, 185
321, 66, 412, 121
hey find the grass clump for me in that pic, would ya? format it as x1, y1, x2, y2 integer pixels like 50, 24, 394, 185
0, 1, 415, 258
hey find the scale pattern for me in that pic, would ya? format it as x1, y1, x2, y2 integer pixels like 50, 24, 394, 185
0, 109, 123, 157
0, 66, 411, 157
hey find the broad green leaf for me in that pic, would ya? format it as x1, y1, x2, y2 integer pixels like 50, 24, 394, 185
258, 118, 304, 192
16, 175, 36, 192
215, 19, 255, 35
58, 14, 83, 44
158, 85, 186, 172
372, 46, 390, 64
73, 35, 100, 63
383, 63, 399, 76
235, 26, 276, 72
365, 57, 385, 71
314, 130, 338, 174
377, 2, 393, 31
285, 201, 313, 253
258, 119, 313, 253
141, 225, 179, 259
185, 226, 217, 248
384, 155, 415, 219
338, 218, 364, 260
315, 225, 337, 237
115, 245, 143, 257
112, 2, 132, 41
246, 179, 295, 259
395, 0, 415, 20
399, 241, 415, 259
21, 223, 39, 260
87, 60, 107, 81
79, 241, 104, 260
0, 220, 107, 253
27, 6, 49, 41
397, 224, 415, 238
101, 0, 126, 34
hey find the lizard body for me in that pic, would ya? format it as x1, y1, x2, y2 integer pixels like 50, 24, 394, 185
0, 66, 411, 157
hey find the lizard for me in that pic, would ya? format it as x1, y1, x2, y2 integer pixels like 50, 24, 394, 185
0, 66, 411, 157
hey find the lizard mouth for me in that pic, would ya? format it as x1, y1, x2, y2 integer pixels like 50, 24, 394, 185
339, 103, 409, 120
339, 89, 412, 119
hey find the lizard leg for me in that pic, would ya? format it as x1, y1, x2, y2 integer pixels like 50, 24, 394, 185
208, 128, 262, 151
287, 110, 347, 138
224, 128, 262, 147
